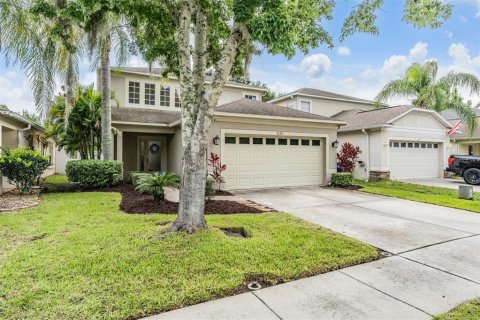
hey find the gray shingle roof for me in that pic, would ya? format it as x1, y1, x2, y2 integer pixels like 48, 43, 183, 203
440, 109, 480, 120
0, 110, 45, 131
272, 87, 375, 104
216, 99, 343, 122
334, 105, 413, 131
111, 107, 181, 125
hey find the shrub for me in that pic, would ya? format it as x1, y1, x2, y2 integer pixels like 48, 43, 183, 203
205, 178, 216, 201
129, 172, 151, 186
66, 160, 123, 188
337, 142, 361, 173
208, 153, 227, 191
135, 172, 180, 202
331, 173, 354, 187
0, 147, 50, 193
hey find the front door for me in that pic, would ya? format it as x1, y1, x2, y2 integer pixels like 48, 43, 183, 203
139, 139, 162, 172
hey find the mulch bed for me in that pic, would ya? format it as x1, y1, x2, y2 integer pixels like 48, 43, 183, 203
0, 191, 39, 212
214, 190, 234, 196
331, 185, 363, 191
99, 183, 263, 214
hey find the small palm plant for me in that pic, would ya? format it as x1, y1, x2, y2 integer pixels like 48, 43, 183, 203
135, 172, 180, 202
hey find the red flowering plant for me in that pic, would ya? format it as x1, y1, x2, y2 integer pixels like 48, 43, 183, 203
337, 142, 361, 173
207, 152, 227, 191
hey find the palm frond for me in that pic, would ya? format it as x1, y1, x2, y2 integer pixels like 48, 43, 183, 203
438, 71, 480, 96
374, 78, 416, 107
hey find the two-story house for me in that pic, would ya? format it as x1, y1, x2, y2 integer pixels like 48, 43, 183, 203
102, 68, 345, 189
271, 88, 452, 181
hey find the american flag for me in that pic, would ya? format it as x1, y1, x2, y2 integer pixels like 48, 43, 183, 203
447, 121, 462, 137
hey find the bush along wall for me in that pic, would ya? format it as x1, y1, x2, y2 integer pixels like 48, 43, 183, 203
331, 172, 354, 187
0, 147, 50, 193
66, 160, 123, 188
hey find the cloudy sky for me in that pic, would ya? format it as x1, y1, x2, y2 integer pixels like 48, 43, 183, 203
1, 0, 479, 114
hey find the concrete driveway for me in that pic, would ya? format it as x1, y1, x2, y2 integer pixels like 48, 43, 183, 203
147, 187, 480, 320
403, 177, 480, 192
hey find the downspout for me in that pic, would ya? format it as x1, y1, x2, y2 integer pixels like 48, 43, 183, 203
18, 124, 32, 148
362, 129, 370, 181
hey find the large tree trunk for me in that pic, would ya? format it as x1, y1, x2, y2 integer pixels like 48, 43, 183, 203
100, 40, 113, 160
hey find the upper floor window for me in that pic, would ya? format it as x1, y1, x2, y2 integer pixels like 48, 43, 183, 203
245, 94, 256, 100
300, 100, 311, 112
145, 83, 155, 105
160, 86, 170, 107
286, 101, 295, 109
128, 81, 140, 104
175, 88, 181, 108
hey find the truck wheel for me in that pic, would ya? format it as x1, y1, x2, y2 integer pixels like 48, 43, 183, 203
463, 168, 480, 185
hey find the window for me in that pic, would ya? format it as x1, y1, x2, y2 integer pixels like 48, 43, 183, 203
393, 142, 399, 148
160, 86, 170, 107
421, 143, 426, 148
300, 100, 311, 112
427, 143, 433, 148
301, 139, 310, 146
225, 137, 236, 144
401, 142, 407, 148
469, 145, 474, 155
433, 144, 439, 149
278, 138, 287, 145
290, 139, 299, 145
312, 140, 320, 146
408, 142, 413, 148
266, 138, 275, 145
128, 81, 140, 104
145, 83, 155, 105
239, 137, 250, 144
174, 88, 181, 108
286, 101, 295, 109
245, 95, 256, 100
253, 138, 263, 144
414, 143, 420, 148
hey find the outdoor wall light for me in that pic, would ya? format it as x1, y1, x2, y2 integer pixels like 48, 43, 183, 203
213, 135, 220, 145
331, 140, 339, 148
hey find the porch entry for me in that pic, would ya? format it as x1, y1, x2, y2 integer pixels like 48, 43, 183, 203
138, 137, 163, 172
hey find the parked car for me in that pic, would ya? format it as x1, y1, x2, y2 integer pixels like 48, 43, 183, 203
447, 155, 480, 185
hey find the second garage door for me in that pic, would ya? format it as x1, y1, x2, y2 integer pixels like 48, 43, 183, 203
389, 141, 441, 180
223, 135, 325, 189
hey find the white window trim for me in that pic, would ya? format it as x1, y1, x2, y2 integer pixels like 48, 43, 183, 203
299, 99, 312, 113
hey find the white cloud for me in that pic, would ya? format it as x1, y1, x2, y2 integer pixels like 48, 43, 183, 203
270, 81, 296, 95
409, 41, 428, 61
458, 0, 480, 18
300, 53, 331, 79
445, 30, 454, 39
447, 43, 480, 71
126, 55, 148, 67
0, 76, 35, 113
337, 46, 351, 57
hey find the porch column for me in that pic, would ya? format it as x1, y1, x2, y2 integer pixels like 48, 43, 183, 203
116, 131, 123, 162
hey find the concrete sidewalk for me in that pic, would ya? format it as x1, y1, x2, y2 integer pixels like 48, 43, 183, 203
402, 177, 480, 192
144, 187, 480, 320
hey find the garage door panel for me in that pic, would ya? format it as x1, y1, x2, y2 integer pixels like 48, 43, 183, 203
223, 135, 325, 189
389, 141, 440, 180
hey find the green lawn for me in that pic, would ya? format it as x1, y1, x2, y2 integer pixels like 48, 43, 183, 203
434, 299, 480, 320
0, 192, 377, 320
43, 174, 68, 184
356, 180, 480, 213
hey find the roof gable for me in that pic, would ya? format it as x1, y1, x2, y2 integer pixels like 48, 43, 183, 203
270, 87, 376, 105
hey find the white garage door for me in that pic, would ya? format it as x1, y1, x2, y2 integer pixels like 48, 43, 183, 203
223, 135, 325, 189
389, 141, 441, 180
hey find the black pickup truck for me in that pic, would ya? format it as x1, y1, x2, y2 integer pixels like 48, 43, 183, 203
447, 155, 480, 185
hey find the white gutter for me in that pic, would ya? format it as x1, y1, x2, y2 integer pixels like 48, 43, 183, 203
214, 112, 347, 125
362, 129, 370, 181
269, 92, 385, 106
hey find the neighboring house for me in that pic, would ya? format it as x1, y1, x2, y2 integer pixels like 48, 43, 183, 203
441, 109, 480, 156
334, 106, 452, 180
0, 109, 56, 193
271, 88, 452, 181
268, 87, 379, 117
105, 68, 345, 189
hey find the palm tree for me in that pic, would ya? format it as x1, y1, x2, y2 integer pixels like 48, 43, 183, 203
86, 11, 129, 160
0, 0, 83, 119
375, 60, 480, 134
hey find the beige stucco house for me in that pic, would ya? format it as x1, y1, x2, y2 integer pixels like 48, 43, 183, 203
271, 88, 452, 181
106, 68, 345, 190
441, 109, 480, 156
0, 109, 57, 193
